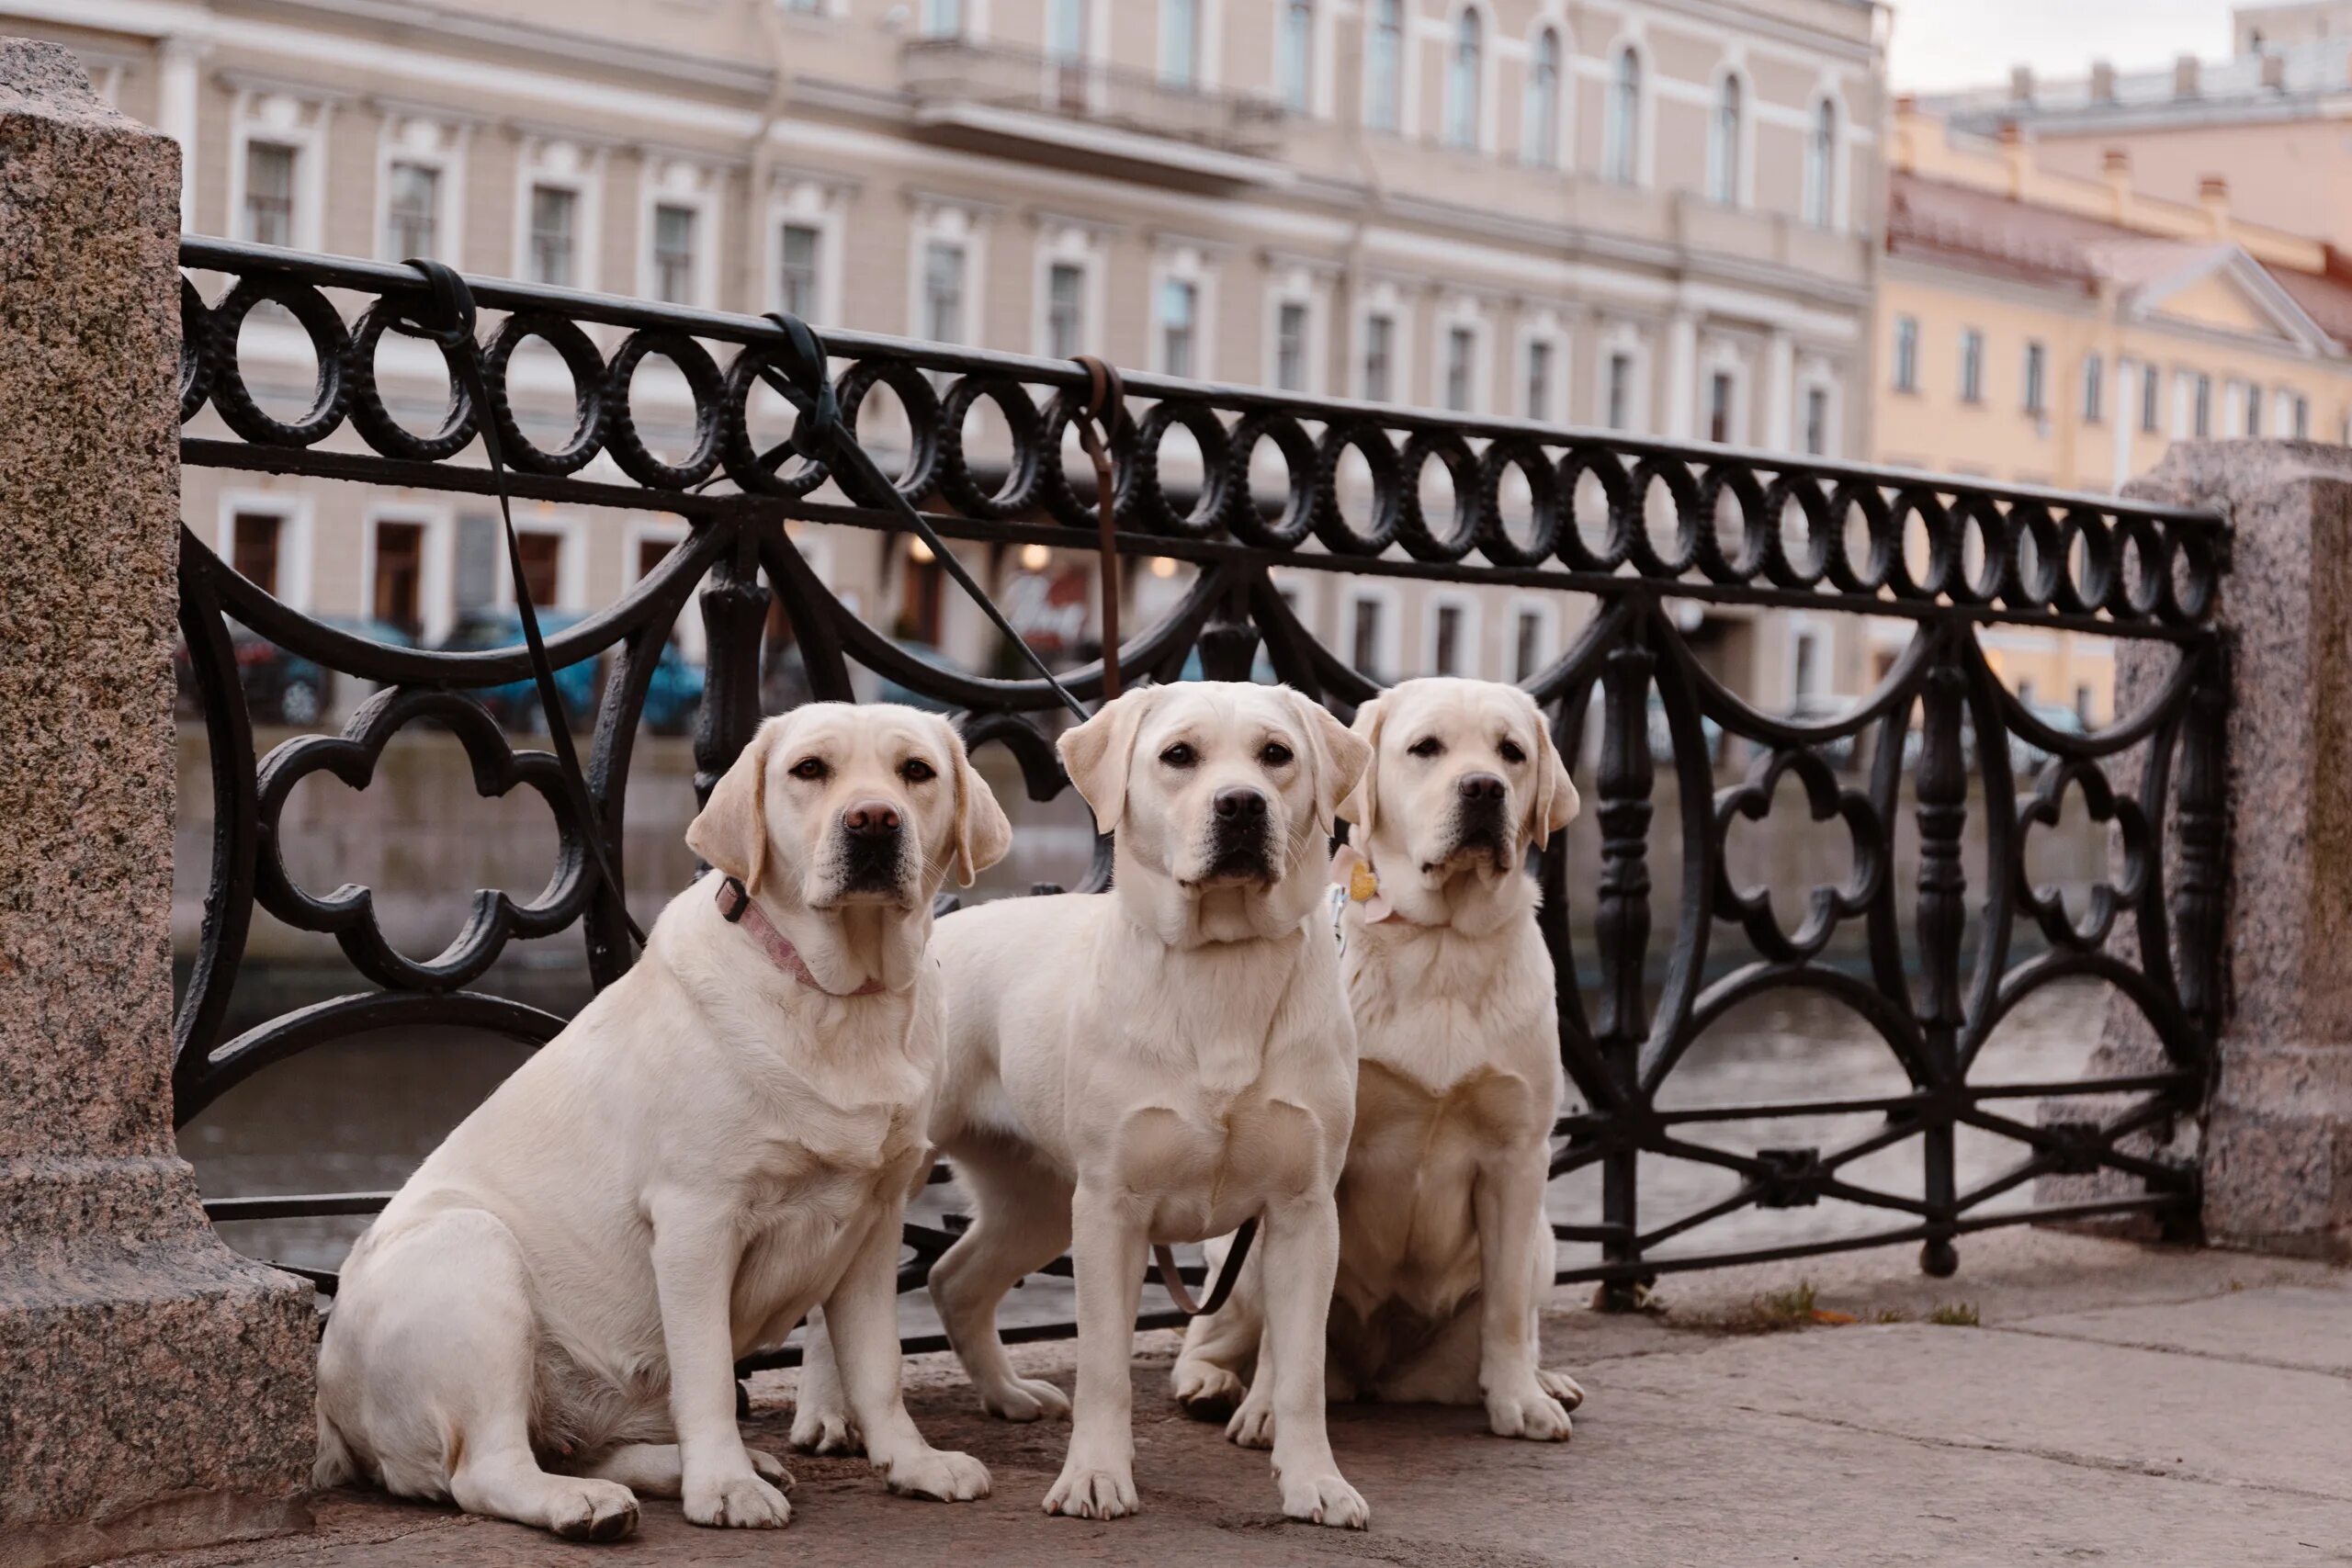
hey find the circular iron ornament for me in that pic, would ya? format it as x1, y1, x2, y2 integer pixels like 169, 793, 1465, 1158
1553, 444, 1636, 571
2111, 513, 2167, 621
1033, 385, 1134, 534
2018, 760, 2149, 950
2003, 501, 2062, 611
2049, 507, 2115, 615
836, 357, 943, 502
1758, 473, 1832, 589
1124, 399, 1231, 539
601, 330, 725, 491
716, 343, 830, 499
1882, 487, 1954, 600
1311, 423, 1405, 557
480, 312, 609, 477
1474, 436, 1562, 567
204, 276, 354, 448
344, 295, 482, 462
1222, 409, 1318, 548
1393, 430, 1483, 563
178, 276, 213, 425
1820, 480, 1891, 594
934, 375, 1046, 521
1949, 491, 2010, 607
1623, 457, 1704, 577
1713, 746, 1885, 964
2164, 525, 2220, 625
1693, 463, 1771, 584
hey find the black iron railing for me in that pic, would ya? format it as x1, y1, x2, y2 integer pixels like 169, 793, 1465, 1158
173, 236, 2227, 1349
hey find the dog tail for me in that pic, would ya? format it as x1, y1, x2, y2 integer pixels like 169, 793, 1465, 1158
313, 1409, 359, 1489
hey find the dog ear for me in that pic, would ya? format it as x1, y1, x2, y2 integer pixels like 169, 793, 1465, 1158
1057, 685, 1160, 835
1336, 693, 1387, 839
1529, 697, 1581, 844
1290, 689, 1372, 838
944, 717, 1013, 887
687, 716, 782, 893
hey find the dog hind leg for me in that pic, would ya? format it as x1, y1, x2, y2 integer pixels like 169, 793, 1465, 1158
929, 1144, 1074, 1422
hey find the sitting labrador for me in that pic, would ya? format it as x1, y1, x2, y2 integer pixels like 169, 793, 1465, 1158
313, 703, 1010, 1540
1172, 676, 1587, 1442
797, 681, 1373, 1527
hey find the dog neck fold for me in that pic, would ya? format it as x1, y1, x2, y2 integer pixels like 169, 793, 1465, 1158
714, 875, 886, 997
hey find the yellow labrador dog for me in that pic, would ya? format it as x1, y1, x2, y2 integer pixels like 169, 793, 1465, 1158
1172, 676, 1586, 1442
313, 703, 1010, 1540
797, 682, 1373, 1527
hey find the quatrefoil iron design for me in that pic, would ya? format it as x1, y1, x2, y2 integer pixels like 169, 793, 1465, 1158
254, 686, 604, 992
1713, 747, 1886, 963
2017, 760, 2148, 950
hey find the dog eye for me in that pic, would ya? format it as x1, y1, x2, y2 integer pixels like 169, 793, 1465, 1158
1160, 742, 1197, 769
900, 759, 937, 783
1408, 738, 1443, 759
1498, 740, 1527, 765
789, 757, 829, 782
1260, 742, 1294, 767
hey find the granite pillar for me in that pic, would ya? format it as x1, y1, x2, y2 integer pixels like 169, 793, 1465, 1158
0, 40, 315, 1568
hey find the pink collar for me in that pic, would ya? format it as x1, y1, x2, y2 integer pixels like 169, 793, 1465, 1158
714, 876, 886, 997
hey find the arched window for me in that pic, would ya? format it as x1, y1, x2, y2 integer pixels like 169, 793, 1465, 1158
1280, 0, 1315, 114
1606, 46, 1642, 185
1524, 27, 1562, 167
1445, 9, 1483, 149
1367, 0, 1403, 130
1805, 96, 1839, 226
1709, 73, 1743, 204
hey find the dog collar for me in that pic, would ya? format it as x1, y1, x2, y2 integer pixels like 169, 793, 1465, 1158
714, 875, 886, 997
1329, 843, 1434, 930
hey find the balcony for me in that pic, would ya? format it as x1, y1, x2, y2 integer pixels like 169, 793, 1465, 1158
899, 38, 1289, 187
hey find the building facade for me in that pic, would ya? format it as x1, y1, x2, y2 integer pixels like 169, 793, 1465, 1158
31, 0, 1884, 713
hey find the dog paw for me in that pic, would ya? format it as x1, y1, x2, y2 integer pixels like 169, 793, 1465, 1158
789, 1405, 863, 1456
1537, 1367, 1587, 1412
880, 1446, 991, 1503
1171, 1360, 1246, 1422
979, 1375, 1070, 1422
684, 1470, 794, 1529
1044, 1463, 1137, 1520
1224, 1397, 1276, 1450
547, 1480, 640, 1542
1278, 1470, 1369, 1530
1486, 1382, 1575, 1442
748, 1448, 797, 1491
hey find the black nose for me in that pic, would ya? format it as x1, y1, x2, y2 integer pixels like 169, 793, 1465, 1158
1214, 787, 1268, 821
1458, 773, 1507, 803
843, 799, 902, 839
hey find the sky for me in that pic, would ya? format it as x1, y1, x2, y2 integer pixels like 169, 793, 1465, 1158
1885, 0, 2241, 94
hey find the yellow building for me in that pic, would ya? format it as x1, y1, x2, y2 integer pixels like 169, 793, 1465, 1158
1868, 106, 2352, 722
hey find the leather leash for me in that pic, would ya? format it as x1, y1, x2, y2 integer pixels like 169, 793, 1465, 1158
1069, 354, 1123, 699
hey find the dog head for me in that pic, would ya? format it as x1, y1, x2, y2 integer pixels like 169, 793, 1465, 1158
1340, 677, 1577, 907
1060, 682, 1369, 943
687, 702, 1012, 914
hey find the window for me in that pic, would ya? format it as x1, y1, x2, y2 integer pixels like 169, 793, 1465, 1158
1161, 0, 1201, 89
2082, 355, 2104, 423
2246, 383, 2264, 436
372, 520, 425, 636
1513, 607, 1546, 682
2295, 393, 2312, 438
516, 531, 563, 609
1804, 386, 1830, 456
1894, 315, 1918, 392
2194, 373, 2212, 437
384, 161, 439, 260
1159, 276, 1198, 378
779, 223, 821, 318
922, 241, 967, 343
1445, 9, 1482, 150
1804, 98, 1838, 227
1706, 371, 1734, 445
652, 203, 698, 305
1443, 324, 1476, 412
1280, 0, 1315, 114
1709, 74, 1743, 204
1606, 48, 1643, 185
921, 0, 962, 37
2075, 682, 2094, 723
243, 141, 297, 247
1606, 351, 1634, 431
230, 512, 283, 594
528, 185, 579, 288
1047, 0, 1086, 59
1366, 0, 1402, 130
1525, 28, 1562, 168
2023, 341, 2047, 418
1350, 592, 1387, 677
1432, 602, 1467, 677
1363, 312, 1396, 401
1046, 262, 1087, 359
1959, 329, 1984, 404
1792, 626, 1822, 699
1525, 338, 1554, 422
2141, 364, 2162, 432
1275, 300, 1310, 391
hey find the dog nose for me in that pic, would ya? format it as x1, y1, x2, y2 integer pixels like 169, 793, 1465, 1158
843, 799, 902, 838
1213, 787, 1268, 821
1458, 773, 1507, 804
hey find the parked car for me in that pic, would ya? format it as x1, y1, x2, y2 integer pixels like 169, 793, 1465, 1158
2009, 699, 2090, 776
1176, 646, 1280, 684
174, 623, 329, 727
434, 610, 599, 733
640, 638, 707, 737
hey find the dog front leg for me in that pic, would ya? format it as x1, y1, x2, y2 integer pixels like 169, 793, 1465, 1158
1043, 1186, 1147, 1520
827, 1209, 990, 1502
1260, 1193, 1369, 1529
1474, 1145, 1574, 1441
649, 1196, 792, 1528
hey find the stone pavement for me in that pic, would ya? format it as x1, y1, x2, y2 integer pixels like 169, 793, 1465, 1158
113, 1232, 2352, 1568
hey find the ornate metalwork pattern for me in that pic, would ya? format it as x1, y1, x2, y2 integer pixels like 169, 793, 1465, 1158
175, 237, 2228, 1343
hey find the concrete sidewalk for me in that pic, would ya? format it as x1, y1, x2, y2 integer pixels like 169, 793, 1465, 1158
123, 1233, 2351, 1568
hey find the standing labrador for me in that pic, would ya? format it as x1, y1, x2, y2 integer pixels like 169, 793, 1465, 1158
314, 703, 1010, 1540
798, 682, 1373, 1527
1172, 677, 1587, 1441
